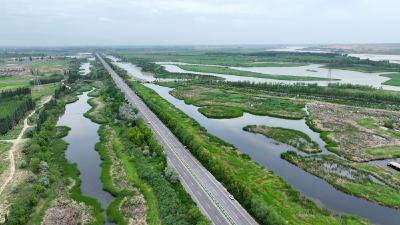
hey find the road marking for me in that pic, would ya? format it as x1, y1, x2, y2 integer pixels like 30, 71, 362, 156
97, 54, 260, 225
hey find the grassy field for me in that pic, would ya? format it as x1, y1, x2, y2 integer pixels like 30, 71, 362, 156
198, 105, 243, 118
31, 83, 59, 100
0, 142, 12, 176
128, 80, 368, 225
244, 125, 321, 153
165, 83, 306, 119
282, 152, 400, 208
381, 73, 400, 86
178, 64, 332, 81
28, 60, 69, 76
0, 76, 32, 91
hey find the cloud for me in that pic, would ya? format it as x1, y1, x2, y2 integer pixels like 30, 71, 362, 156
0, 0, 400, 46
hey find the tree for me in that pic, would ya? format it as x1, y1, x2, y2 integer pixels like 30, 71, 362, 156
164, 166, 179, 184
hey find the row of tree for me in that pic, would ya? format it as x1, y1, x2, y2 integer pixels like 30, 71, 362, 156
191, 80, 400, 108
0, 87, 31, 98
0, 89, 35, 134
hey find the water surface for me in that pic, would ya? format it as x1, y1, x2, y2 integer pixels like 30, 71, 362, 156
57, 92, 114, 224
144, 83, 400, 225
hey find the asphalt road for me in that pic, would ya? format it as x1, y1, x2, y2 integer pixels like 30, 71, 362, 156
97, 54, 258, 225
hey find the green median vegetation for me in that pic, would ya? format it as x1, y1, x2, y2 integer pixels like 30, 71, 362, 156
244, 125, 321, 153
124, 79, 368, 225
177, 64, 332, 81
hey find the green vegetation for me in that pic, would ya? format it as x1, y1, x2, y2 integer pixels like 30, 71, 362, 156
0, 76, 31, 90
281, 152, 400, 208
87, 75, 209, 225
244, 125, 320, 153
0, 88, 34, 134
381, 73, 400, 86
0, 142, 12, 175
364, 146, 400, 160
116, 49, 400, 72
108, 58, 222, 81
198, 105, 243, 118
4, 84, 104, 225
122, 79, 367, 225
0, 123, 23, 140
187, 80, 400, 110
164, 83, 305, 119
178, 64, 331, 81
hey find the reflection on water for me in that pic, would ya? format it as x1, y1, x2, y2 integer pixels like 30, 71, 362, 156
144, 83, 400, 225
162, 63, 400, 91
57, 92, 114, 224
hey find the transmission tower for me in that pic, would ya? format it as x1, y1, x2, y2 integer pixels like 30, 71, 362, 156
32, 69, 42, 90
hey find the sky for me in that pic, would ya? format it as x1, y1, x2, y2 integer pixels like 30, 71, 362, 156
1, 0, 400, 46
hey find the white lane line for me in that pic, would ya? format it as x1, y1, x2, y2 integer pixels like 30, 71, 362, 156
99, 55, 242, 225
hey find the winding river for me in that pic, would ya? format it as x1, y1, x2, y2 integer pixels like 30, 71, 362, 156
160, 63, 400, 91
57, 92, 114, 224
110, 57, 400, 225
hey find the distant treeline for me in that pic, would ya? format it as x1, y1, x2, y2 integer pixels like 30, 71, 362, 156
30, 73, 64, 85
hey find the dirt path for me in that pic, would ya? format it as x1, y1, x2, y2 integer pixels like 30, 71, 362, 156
0, 96, 52, 196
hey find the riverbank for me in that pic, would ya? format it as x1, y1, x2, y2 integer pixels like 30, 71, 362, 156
127, 80, 367, 225
83, 68, 209, 225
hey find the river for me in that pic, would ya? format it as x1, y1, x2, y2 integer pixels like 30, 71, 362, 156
160, 63, 400, 91
110, 57, 400, 225
57, 92, 114, 224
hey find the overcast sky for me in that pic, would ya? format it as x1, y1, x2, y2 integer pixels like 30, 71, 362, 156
1, 0, 399, 46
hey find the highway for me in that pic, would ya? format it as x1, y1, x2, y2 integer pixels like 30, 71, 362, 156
96, 53, 258, 225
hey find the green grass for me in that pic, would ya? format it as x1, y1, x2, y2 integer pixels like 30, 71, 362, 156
128, 81, 367, 225
198, 105, 243, 118
111, 131, 161, 225
0, 141, 12, 175
0, 76, 32, 91
242, 62, 307, 67
365, 145, 400, 160
282, 152, 400, 208
169, 84, 306, 119
0, 99, 27, 118
0, 123, 23, 140
178, 64, 332, 81
381, 73, 400, 86
28, 59, 70, 76
31, 83, 59, 100
244, 125, 321, 153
